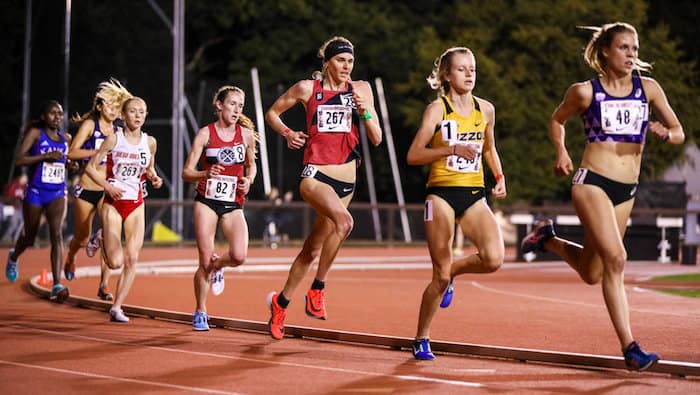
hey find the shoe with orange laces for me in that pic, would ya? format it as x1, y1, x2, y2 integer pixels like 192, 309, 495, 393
305, 288, 327, 320
97, 285, 113, 301
267, 292, 286, 340
64, 261, 76, 281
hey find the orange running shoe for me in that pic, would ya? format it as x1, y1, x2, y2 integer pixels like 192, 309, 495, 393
305, 288, 327, 320
267, 292, 286, 340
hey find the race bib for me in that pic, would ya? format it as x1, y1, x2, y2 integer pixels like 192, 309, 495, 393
41, 162, 65, 184
572, 168, 588, 185
300, 164, 319, 178
109, 178, 139, 201
205, 175, 237, 202
600, 100, 648, 135
317, 105, 351, 132
440, 120, 458, 142
116, 163, 141, 181
446, 142, 482, 173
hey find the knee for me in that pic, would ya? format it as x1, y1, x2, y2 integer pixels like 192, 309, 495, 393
482, 255, 503, 273
199, 253, 214, 270
335, 213, 354, 239
603, 252, 627, 276
107, 258, 122, 270
228, 250, 246, 267
21, 228, 38, 244
580, 266, 603, 285
70, 236, 86, 248
123, 252, 139, 269
434, 276, 451, 293
50, 233, 63, 245
581, 272, 602, 285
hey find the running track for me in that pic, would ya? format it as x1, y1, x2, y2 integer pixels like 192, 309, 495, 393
1, 246, 699, 394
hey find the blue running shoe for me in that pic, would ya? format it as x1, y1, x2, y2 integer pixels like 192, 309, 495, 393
64, 261, 75, 281
440, 279, 454, 308
412, 338, 435, 360
49, 284, 69, 303
623, 341, 660, 371
521, 219, 556, 254
193, 311, 210, 331
6, 249, 18, 283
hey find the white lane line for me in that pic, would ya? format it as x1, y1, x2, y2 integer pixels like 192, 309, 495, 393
127, 255, 435, 267
470, 281, 700, 318
0, 359, 242, 395
68, 258, 562, 278
1, 324, 484, 389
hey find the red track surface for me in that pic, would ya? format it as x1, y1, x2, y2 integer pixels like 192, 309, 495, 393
2, 246, 700, 394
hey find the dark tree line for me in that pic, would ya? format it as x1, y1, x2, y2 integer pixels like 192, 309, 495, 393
0, 0, 696, 205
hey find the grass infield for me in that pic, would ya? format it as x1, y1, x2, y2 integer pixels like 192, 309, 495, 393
650, 273, 700, 298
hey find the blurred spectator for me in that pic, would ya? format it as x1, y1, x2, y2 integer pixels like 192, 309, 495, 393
2, 173, 28, 242
263, 188, 295, 248
263, 187, 282, 249
279, 190, 294, 243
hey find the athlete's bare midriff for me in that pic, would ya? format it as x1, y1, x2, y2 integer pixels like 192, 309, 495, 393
580, 141, 643, 183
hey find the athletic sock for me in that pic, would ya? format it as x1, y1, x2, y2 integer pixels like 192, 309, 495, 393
277, 291, 290, 308
311, 278, 325, 290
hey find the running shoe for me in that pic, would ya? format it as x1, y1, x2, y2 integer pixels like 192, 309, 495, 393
86, 228, 102, 258
267, 292, 286, 340
521, 219, 556, 254
49, 284, 69, 303
440, 279, 454, 308
64, 261, 76, 281
210, 268, 225, 296
5, 249, 18, 283
412, 338, 435, 360
623, 341, 660, 371
192, 311, 210, 331
97, 285, 114, 301
305, 288, 327, 320
109, 307, 130, 323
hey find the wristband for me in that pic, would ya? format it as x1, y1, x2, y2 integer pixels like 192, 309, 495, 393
361, 111, 372, 120
282, 128, 292, 136
495, 174, 504, 182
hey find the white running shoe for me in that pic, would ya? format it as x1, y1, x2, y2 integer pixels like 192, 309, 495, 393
86, 229, 102, 258
109, 307, 130, 323
210, 269, 225, 296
